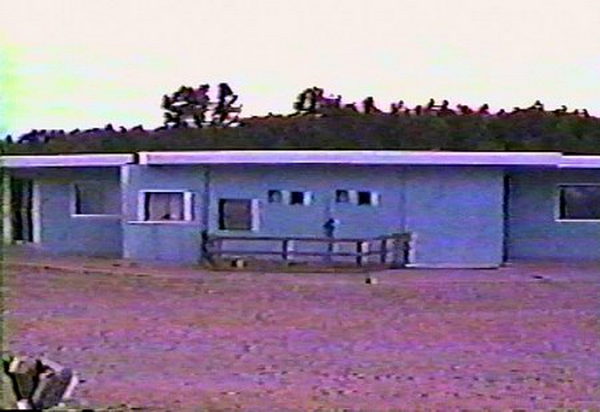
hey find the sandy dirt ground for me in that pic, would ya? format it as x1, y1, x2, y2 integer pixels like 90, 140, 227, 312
2, 262, 600, 410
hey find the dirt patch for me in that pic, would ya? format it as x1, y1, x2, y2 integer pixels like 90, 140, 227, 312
2, 265, 600, 409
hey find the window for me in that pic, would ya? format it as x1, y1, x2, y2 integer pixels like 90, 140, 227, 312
358, 191, 374, 206
73, 182, 120, 215
267, 190, 310, 205
139, 191, 193, 222
335, 190, 379, 206
219, 199, 259, 231
335, 190, 350, 203
289, 191, 312, 205
558, 185, 600, 220
290, 191, 305, 205
268, 190, 283, 203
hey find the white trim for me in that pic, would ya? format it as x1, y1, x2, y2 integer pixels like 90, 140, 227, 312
1, 154, 134, 168
281, 190, 291, 205
302, 191, 313, 206
31, 181, 41, 243
183, 192, 194, 221
251, 199, 260, 231
559, 156, 600, 169
8, 151, 600, 169
554, 183, 600, 222
348, 190, 358, 204
138, 150, 563, 166
2, 171, 12, 244
138, 190, 195, 223
370, 192, 380, 206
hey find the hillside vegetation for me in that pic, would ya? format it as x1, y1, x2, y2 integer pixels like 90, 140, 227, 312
3, 107, 600, 155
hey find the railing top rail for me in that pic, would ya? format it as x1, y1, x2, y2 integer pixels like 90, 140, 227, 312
206, 233, 411, 243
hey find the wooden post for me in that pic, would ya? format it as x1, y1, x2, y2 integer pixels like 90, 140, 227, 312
402, 235, 410, 266
390, 234, 410, 268
390, 235, 402, 269
356, 241, 369, 267
380, 239, 387, 264
282, 239, 289, 262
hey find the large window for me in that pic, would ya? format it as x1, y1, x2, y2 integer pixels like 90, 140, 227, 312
139, 191, 193, 222
557, 185, 600, 221
73, 182, 120, 216
219, 199, 259, 231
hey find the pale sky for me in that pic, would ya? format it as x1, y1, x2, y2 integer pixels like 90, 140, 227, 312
1, 0, 599, 138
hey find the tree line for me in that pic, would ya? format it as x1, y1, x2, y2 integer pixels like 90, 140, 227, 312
3, 85, 600, 155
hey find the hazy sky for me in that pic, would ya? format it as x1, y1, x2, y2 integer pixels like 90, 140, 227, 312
1, 0, 599, 137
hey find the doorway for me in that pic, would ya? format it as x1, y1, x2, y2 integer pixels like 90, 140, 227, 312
502, 174, 511, 263
10, 178, 38, 243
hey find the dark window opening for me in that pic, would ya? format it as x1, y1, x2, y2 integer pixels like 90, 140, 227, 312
219, 199, 252, 230
335, 190, 350, 203
290, 191, 305, 205
357, 191, 372, 205
268, 190, 282, 203
558, 185, 600, 220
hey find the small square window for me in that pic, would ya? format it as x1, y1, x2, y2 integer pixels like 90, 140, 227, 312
336, 190, 350, 203
268, 190, 283, 203
358, 191, 372, 205
290, 191, 305, 205
74, 182, 120, 215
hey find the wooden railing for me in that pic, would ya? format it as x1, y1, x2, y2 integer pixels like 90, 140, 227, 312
201, 231, 411, 268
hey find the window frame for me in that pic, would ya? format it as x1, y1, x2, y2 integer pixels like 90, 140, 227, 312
136, 190, 194, 223
218, 198, 260, 232
555, 183, 600, 222
335, 189, 380, 206
71, 182, 121, 218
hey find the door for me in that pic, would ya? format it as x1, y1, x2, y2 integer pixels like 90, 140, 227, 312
502, 174, 511, 263
10, 178, 35, 243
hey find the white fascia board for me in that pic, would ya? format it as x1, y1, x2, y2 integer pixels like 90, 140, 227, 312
559, 156, 600, 169
138, 150, 562, 166
0, 154, 134, 168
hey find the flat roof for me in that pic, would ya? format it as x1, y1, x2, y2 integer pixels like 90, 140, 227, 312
138, 150, 563, 166
0, 154, 134, 168
559, 155, 600, 168
3, 151, 600, 169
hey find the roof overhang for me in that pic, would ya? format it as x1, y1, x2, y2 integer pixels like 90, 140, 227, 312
0, 154, 134, 168
559, 156, 600, 169
138, 150, 563, 166
5, 151, 600, 169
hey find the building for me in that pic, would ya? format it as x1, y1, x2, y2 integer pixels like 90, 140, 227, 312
2, 150, 600, 268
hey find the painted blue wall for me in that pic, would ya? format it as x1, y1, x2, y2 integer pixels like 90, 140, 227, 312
507, 169, 600, 261
123, 163, 505, 266
122, 165, 205, 263
10, 167, 122, 257
208, 164, 406, 263
404, 166, 505, 266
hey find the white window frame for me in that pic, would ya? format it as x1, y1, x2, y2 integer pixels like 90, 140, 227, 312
136, 190, 194, 223
555, 183, 600, 222
71, 182, 121, 218
218, 198, 260, 232
335, 190, 379, 206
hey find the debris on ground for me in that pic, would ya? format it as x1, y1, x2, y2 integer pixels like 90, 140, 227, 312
2, 353, 79, 410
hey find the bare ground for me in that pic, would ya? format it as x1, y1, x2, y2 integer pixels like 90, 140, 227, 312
2, 262, 600, 410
